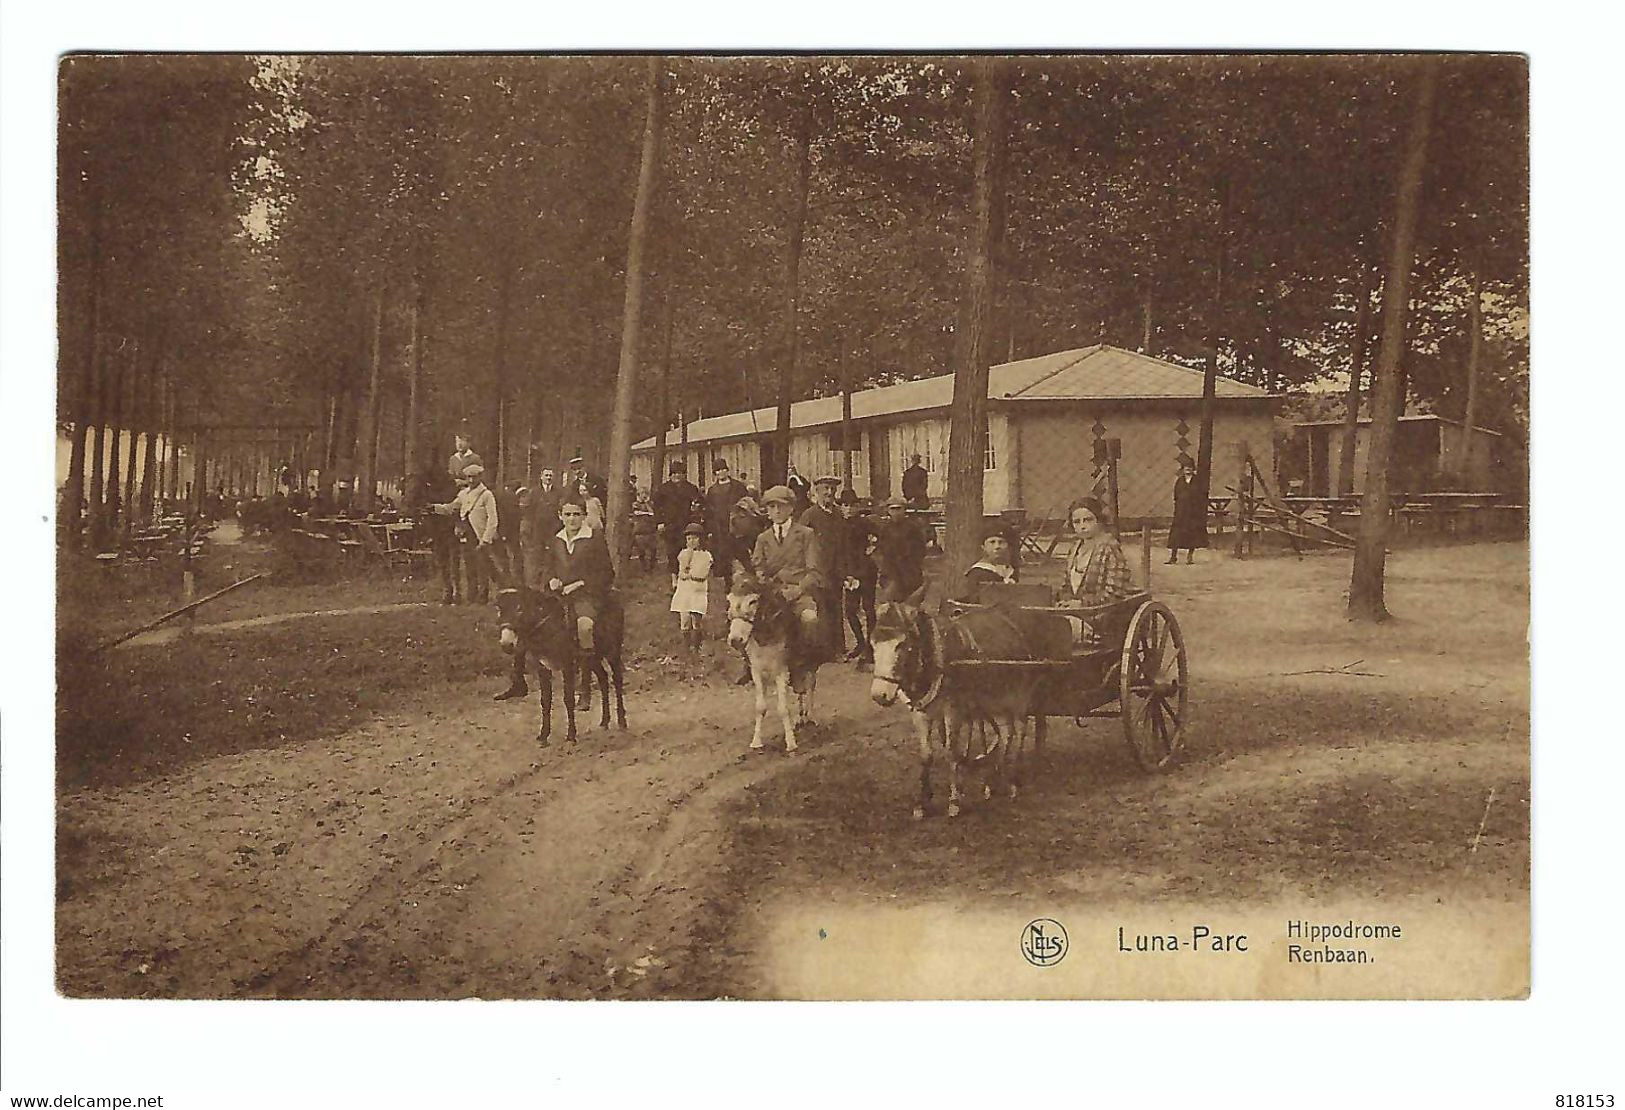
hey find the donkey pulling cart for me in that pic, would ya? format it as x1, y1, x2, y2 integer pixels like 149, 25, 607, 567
940, 585, 1190, 771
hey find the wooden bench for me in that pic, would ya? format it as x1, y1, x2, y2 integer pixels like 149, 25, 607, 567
384, 523, 436, 576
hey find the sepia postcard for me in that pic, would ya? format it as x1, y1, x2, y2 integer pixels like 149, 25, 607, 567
50, 51, 1528, 1006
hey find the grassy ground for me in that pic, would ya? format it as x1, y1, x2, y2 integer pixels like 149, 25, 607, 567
56, 543, 726, 792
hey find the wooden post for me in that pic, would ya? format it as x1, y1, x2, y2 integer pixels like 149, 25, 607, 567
1106, 445, 1121, 541
180, 523, 198, 637
1233, 441, 1248, 558
1141, 522, 1152, 589
404, 279, 424, 483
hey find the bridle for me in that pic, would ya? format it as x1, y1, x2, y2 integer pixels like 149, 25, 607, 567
496, 587, 563, 639
872, 606, 944, 710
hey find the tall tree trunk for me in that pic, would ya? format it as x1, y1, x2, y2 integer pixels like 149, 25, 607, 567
136, 359, 159, 524
1141, 282, 1153, 353
946, 58, 1008, 574
106, 342, 129, 532
65, 192, 104, 551
773, 83, 814, 489
162, 379, 177, 505
606, 56, 665, 570
1349, 59, 1439, 622
1458, 259, 1486, 474
839, 339, 854, 491
652, 287, 673, 492
1336, 256, 1381, 497
192, 433, 207, 512
404, 278, 424, 482
357, 291, 384, 512
121, 343, 143, 525
1194, 175, 1230, 512
490, 247, 515, 485
88, 335, 109, 545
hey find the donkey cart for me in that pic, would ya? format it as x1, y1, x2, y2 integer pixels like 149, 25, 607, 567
939, 586, 1190, 771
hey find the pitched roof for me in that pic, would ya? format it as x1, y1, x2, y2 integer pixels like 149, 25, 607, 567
1296, 413, 1503, 436
634, 344, 1271, 450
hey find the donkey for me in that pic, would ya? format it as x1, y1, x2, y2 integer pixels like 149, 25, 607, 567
496, 586, 627, 744
870, 584, 1068, 818
726, 566, 821, 754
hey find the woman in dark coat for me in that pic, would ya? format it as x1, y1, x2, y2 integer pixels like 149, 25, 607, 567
1168, 462, 1208, 564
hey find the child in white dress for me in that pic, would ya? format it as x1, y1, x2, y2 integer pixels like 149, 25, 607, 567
669, 522, 713, 651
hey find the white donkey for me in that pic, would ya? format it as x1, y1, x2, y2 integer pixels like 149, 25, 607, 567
726, 568, 821, 753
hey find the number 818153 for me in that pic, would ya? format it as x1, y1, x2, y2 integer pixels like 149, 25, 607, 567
1556, 1097, 1614, 1107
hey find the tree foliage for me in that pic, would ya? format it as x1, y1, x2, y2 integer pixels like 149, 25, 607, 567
60, 54, 1529, 508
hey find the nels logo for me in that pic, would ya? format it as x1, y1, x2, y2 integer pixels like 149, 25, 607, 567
1021, 918, 1069, 967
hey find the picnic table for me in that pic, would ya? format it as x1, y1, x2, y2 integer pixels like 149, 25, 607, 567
904, 508, 946, 554
1395, 491, 1504, 536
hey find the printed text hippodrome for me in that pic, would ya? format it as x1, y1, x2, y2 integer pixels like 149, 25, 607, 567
1286, 920, 1403, 944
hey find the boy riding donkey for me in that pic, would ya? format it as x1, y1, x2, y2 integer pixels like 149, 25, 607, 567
727, 484, 831, 752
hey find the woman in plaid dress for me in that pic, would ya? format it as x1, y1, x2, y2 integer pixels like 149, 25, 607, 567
1059, 496, 1135, 608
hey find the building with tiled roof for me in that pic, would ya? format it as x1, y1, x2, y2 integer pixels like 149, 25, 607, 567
633, 345, 1276, 522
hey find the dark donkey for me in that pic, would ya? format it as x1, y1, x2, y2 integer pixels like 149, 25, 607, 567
496, 586, 627, 744
869, 584, 1070, 818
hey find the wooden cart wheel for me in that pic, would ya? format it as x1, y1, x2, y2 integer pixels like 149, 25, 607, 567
1119, 600, 1188, 771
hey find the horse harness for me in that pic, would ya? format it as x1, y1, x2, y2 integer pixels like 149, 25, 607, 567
871, 607, 946, 711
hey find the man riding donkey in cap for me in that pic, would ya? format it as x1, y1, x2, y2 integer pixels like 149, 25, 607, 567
734, 484, 829, 680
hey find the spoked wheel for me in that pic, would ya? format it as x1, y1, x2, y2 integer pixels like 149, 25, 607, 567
1119, 600, 1188, 771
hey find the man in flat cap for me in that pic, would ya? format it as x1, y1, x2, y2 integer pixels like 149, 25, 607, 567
837, 488, 879, 665
457, 463, 503, 603
703, 457, 750, 593
901, 452, 930, 510
654, 458, 703, 587
799, 475, 847, 659
751, 484, 825, 649
874, 496, 927, 599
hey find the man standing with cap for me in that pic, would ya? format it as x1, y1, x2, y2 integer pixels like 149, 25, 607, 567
458, 464, 502, 602
752, 484, 825, 649
429, 465, 496, 602
654, 458, 702, 585
875, 495, 927, 598
799, 475, 847, 659
901, 453, 930, 510
704, 457, 749, 592
837, 488, 879, 664
523, 467, 563, 586
566, 451, 605, 505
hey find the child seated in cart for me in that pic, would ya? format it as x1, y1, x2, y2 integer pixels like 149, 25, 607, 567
952, 520, 1020, 603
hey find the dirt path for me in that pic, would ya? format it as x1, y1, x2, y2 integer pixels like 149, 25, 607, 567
57, 542, 1530, 999
57, 656, 887, 999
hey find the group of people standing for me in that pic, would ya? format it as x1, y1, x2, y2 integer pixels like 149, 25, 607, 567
649, 457, 933, 675
406, 432, 616, 663
407, 427, 1182, 692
